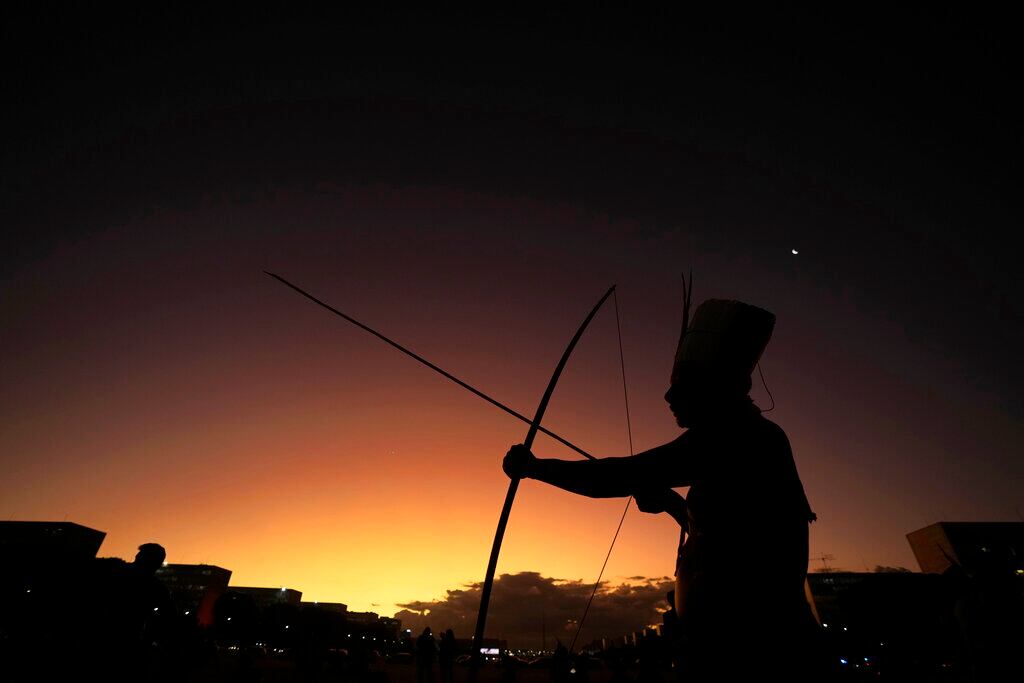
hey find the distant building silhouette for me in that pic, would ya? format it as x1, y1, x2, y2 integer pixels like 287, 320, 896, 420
907, 522, 1024, 574
908, 522, 1024, 680
156, 563, 231, 626
300, 600, 348, 614
1, 521, 109, 677
802, 523, 1024, 678
379, 616, 402, 637
343, 611, 403, 642
347, 610, 380, 625
807, 571, 953, 641
227, 585, 303, 608
0, 520, 106, 561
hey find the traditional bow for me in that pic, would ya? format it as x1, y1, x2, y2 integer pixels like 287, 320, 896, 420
468, 285, 615, 678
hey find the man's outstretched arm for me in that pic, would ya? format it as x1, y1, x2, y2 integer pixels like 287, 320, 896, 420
503, 435, 695, 499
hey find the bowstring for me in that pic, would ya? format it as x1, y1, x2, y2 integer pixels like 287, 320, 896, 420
569, 289, 635, 652
757, 362, 776, 412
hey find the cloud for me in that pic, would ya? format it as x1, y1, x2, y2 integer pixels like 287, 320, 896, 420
394, 572, 674, 648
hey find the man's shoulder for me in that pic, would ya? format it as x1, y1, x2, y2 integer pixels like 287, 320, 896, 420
91, 557, 131, 577
693, 413, 789, 443
753, 415, 791, 443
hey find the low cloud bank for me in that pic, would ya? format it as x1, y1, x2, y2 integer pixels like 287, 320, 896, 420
395, 571, 673, 648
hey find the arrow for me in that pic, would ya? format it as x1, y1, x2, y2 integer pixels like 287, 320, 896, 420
264, 271, 595, 460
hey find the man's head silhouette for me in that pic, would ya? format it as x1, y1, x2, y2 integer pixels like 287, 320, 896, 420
133, 543, 166, 574
666, 298, 774, 426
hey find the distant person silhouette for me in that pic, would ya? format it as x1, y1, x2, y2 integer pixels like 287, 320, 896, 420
551, 640, 570, 683
417, 627, 438, 683
635, 631, 663, 683
569, 651, 589, 683
439, 628, 457, 683
505, 296, 823, 681
604, 645, 629, 683
62, 542, 172, 680
499, 648, 520, 683
119, 543, 171, 641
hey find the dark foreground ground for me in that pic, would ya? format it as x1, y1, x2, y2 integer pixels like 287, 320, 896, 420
5, 648, 957, 681
168, 656, 619, 683
134, 652, 893, 683
131, 657, 618, 683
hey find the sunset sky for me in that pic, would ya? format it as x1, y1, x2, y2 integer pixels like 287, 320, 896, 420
3, 8, 1022, 634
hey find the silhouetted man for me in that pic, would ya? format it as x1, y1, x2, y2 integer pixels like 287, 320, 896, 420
504, 298, 822, 681
26, 541, 173, 681
439, 628, 457, 683
417, 627, 438, 683
86, 542, 171, 679
551, 640, 570, 683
